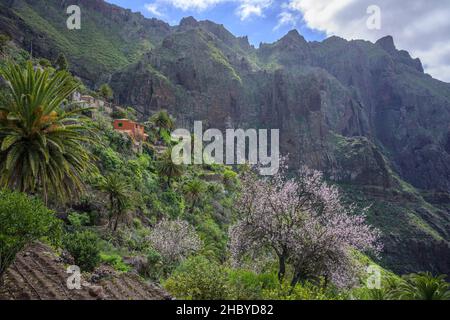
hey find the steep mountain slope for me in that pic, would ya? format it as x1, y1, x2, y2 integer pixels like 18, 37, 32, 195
109, 20, 450, 275
0, 0, 449, 276
112, 18, 450, 191
0, 0, 171, 84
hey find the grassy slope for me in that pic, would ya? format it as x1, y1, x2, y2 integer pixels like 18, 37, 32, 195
9, 0, 156, 82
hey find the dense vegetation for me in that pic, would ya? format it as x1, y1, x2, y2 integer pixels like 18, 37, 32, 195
0, 189, 61, 284
0, 39, 449, 300
0, 61, 95, 202
2, 0, 449, 278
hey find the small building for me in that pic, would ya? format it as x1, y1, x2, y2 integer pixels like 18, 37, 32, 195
72, 91, 82, 102
72, 93, 112, 116
80, 95, 96, 105
113, 119, 148, 141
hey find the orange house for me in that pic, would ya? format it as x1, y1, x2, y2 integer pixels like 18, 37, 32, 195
113, 119, 148, 141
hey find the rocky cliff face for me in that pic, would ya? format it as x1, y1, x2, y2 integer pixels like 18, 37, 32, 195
1, 1, 449, 276
112, 18, 450, 276
110, 17, 450, 192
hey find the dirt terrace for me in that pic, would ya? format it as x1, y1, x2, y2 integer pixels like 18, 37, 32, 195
0, 242, 171, 300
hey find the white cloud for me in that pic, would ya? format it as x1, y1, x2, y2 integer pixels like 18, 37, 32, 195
274, 11, 297, 30
236, 0, 273, 21
154, 0, 273, 20
158, 0, 225, 11
282, 0, 450, 82
145, 3, 164, 16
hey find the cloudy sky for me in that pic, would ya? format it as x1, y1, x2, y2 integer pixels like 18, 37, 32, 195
107, 0, 450, 82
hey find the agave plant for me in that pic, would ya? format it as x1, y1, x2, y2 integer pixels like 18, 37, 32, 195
395, 272, 450, 300
0, 61, 96, 203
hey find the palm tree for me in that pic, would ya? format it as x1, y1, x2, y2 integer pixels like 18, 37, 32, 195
55, 53, 68, 71
0, 61, 96, 203
99, 173, 130, 231
98, 83, 113, 102
149, 110, 174, 131
156, 148, 183, 188
147, 110, 174, 143
395, 272, 450, 300
183, 179, 206, 214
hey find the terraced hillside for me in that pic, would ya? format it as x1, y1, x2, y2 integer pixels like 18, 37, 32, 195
0, 243, 171, 300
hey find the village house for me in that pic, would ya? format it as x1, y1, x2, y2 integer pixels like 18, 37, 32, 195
80, 95, 96, 105
72, 92, 113, 115
113, 119, 148, 141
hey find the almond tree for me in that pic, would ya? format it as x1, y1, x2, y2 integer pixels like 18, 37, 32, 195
148, 219, 202, 265
229, 162, 382, 288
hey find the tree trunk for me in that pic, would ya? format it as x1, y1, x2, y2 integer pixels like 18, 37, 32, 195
113, 215, 119, 232
278, 255, 286, 283
323, 275, 329, 289
108, 195, 114, 229
189, 199, 197, 214
290, 267, 307, 293
290, 272, 301, 289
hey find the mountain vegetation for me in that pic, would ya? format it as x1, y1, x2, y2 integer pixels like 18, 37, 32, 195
0, 61, 96, 202
0, 0, 449, 300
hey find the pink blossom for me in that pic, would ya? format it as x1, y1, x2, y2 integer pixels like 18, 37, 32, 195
229, 161, 382, 288
148, 219, 202, 264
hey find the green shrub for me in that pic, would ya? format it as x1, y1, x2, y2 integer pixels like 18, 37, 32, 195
395, 272, 450, 300
67, 212, 91, 228
164, 256, 229, 300
63, 230, 101, 272
71, 195, 102, 226
94, 146, 124, 171
147, 247, 163, 266
38, 58, 52, 68
160, 129, 172, 145
227, 270, 278, 300
125, 107, 137, 121
100, 253, 130, 272
350, 274, 402, 300
223, 169, 238, 189
98, 83, 113, 101
0, 34, 10, 52
261, 281, 342, 300
55, 53, 68, 70
111, 107, 127, 119
117, 224, 151, 252
196, 216, 227, 261
144, 247, 164, 280
351, 287, 396, 300
351, 272, 450, 300
159, 189, 185, 218
0, 189, 62, 281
